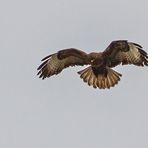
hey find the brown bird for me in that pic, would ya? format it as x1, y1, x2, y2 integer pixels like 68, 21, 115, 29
37, 40, 148, 89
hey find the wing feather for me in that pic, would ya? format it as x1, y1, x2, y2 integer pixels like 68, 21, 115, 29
37, 48, 89, 79
103, 40, 148, 67
115, 42, 148, 66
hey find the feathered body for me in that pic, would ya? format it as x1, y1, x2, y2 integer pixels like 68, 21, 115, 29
37, 40, 148, 89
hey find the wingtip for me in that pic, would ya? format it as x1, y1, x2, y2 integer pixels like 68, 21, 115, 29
41, 54, 53, 61
130, 42, 143, 48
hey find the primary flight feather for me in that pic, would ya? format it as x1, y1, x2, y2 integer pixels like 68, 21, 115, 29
37, 40, 148, 89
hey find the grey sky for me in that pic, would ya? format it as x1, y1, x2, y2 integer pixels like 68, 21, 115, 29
0, 0, 148, 147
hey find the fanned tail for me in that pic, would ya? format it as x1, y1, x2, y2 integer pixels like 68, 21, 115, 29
78, 66, 122, 89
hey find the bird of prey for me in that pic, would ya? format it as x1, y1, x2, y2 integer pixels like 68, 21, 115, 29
37, 40, 148, 89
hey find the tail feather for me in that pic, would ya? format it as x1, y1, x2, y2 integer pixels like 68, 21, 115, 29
78, 66, 122, 89
88, 71, 93, 86
79, 67, 90, 82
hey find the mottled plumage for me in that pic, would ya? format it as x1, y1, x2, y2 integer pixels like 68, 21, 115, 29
37, 40, 148, 89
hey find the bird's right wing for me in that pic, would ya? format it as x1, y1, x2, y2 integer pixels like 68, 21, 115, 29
37, 48, 90, 79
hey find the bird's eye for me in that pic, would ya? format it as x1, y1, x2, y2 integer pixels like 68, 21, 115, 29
91, 59, 94, 63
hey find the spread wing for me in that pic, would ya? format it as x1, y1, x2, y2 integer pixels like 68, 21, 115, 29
103, 40, 148, 67
37, 48, 89, 79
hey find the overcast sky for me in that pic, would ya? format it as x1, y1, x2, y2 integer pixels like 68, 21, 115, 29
0, 0, 148, 148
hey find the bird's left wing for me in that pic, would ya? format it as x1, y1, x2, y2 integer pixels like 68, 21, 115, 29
37, 48, 90, 79
103, 40, 148, 67
115, 42, 148, 66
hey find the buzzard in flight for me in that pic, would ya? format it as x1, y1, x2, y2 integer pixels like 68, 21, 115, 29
37, 40, 148, 89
